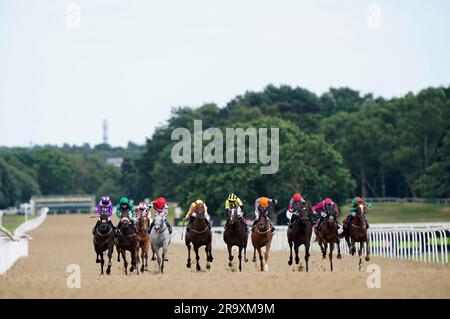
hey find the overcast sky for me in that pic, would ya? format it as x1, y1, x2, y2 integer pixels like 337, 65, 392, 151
1, 0, 449, 147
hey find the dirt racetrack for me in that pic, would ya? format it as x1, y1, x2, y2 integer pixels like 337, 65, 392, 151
1, 215, 449, 298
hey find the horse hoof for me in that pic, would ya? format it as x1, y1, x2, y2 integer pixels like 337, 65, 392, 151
186, 262, 191, 268
337, 254, 342, 259
288, 260, 293, 266
196, 265, 201, 271
252, 258, 256, 263
365, 256, 370, 262
206, 263, 211, 270
264, 264, 269, 272
244, 258, 249, 263
96, 259, 100, 264
106, 269, 111, 275
140, 266, 144, 272
144, 266, 149, 271
152, 257, 156, 261
228, 262, 233, 267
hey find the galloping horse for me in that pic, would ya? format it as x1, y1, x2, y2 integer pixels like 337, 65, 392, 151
313, 206, 341, 271
185, 205, 213, 271
223, 204, 248, 272
344, 203, 370, 270
93, 208, 115, 275
251, 214, 273, 272
115, 211, 138, 275
287, 202, 313, 272
150, 214, 171, 274
136, 212, 150, 272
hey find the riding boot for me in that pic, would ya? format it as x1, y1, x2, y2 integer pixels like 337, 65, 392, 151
148, 221, 154, 233
239, 217, 248, 232
269, 220, 276, 233
316, 217, 323, 231
251, 219, 257, 232
131, 222, 137, 234
164, 219, 173, 234
92, 220, 100, 235
186, 218, 193, 232
289, 214, 297, 228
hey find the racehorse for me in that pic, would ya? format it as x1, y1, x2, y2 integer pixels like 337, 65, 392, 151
185, 205, 213, 271
93, 208, 115, 275
313, 205, 342, 271
136, 212, 150, 272
150, 214, 171, 274
344, 203, 370, 270
287, 202, 313, 272
223, 204, 248, 272
251, 214, 273, 272
114, 211, 138, 275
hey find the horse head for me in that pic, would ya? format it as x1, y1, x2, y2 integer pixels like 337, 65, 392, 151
356, 203, 367, 219
256, 210, 270, 232
228, 204, 238, 224
325, 205, 337, 225
153, 214, 165, 233
195, 204, 206, 220
299, 202, 311, 222
137, 213, 149, 232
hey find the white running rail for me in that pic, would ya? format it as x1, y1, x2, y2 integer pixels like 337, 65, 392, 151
171, 223, 449, 264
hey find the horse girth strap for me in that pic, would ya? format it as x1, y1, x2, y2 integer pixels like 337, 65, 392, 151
350, 223, 367, 229
190, 224, 209, 234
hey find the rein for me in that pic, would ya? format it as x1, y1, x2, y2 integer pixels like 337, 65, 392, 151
190, 224, 209, 234
96, 227, 113, 237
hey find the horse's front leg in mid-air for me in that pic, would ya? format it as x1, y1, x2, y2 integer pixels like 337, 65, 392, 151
121, 250, 128, 275
358, 242, 363, 271
305, 243, 310, 272
257, 247, 264, 272
294, 243, 300, 269
100, 252, 105, 275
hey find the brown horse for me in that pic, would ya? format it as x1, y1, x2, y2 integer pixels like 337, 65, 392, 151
344, 203, 370, 270
287, 202, 312, 272
313, 206, 342, 271
251, 214, 273, 272
114, 211, 138, 275
223, 204, 248, 272
136, 212, 150, 272
93, 210, 115, 275
185, 205, 213, 271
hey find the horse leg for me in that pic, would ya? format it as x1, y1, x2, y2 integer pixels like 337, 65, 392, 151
244, 242, 248, 263
129, 249, 136, 274
156, 247, 162, 274
100, 252, 105, 275
144, 243, 149, 271
257, 247, 264, 272
294, 243, 301, 271
350, 236, 356, 256
96, 252, 101, 264
288, 240, 293, 266
264, 240, 271, 272
238, 246, 243, 272
122, 250, 128, 275
252, 247, 257, 263
161, 242, 169, 274
365, 237, 371, 262
205, 245, 211, 270
140, 245, 145, 272
358, 242, 363, 271
194, 245, 201, 271
106, 243, 113, 275
322, 242, 327, 259
207, 241, 213, 263
186, 242, 192, 268
152, 251, 156, 261
337, 239, 342, 259
305, 243, 310, 272
227, 245, 233, 268
329, 242, 334, 272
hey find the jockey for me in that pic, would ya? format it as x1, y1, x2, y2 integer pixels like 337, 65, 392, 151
251, 197, 278, 233
115, 197, 137, 234
286, 192, 307, 229
346, 197, 371, 229
148, 197, 173, 234
134, 201, 149, 219
184, 199, 211, 232
312, 198, 339, 231
92, 195, 115, 235
224, 193, 246, 230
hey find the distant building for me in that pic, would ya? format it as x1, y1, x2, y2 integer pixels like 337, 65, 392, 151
105, 157, 123, 168
31, 195, 96, 215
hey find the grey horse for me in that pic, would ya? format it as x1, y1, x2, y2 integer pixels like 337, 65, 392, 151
150, 214, 171, 274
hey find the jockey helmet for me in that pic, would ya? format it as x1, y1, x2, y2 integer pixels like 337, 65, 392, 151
153, 197, 167, 210
228, 193, 237, 202
138, 201, 147, 211
293, 193, 302, 202
101, 195, 111, 206
259, 197, 269, 208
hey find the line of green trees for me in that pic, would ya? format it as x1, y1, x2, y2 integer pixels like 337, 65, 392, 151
1, 85, 449, 215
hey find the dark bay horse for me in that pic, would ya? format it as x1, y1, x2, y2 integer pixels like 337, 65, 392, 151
251, 214, 273, 272
115, 212, 138, 275
136, 213, 150, 272
313, 206, 342, 271
287, 202, 312, 272
223, 205, 248, 272
185, 205, 213, 271
344, 204, 370, 270
93, 210, 115, 275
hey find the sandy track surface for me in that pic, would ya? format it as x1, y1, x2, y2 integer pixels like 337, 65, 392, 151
0, 215, 449, 298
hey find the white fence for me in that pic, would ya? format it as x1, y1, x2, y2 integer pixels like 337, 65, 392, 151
345, 197, 450, 205
171, 223, 450, 264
